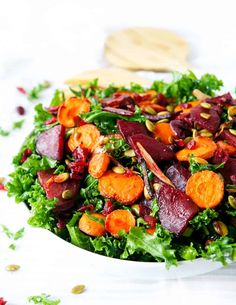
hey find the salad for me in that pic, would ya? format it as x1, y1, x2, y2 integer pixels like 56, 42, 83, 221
7, 72, 236, 267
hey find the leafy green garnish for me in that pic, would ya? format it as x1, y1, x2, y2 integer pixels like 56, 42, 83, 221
79, 175, 104, 211
0, 127, 10, 136
9, 243, 16, 250
28, 293, 60, 305
91, 235, 126, 258
104, 136, 129, 159
27, 81, 51, 101
203, 237, 236, 265
1, 225, 25, 240
121, 226, 177, 267
179, 243, 198, 260
151, 71, 223, 103
50, 89, 63, 106
189, 155, 225, 174
130, 82, 145, 93
189, 209, 219, 230
12, 119, 25, 130
34, 103, 54, 131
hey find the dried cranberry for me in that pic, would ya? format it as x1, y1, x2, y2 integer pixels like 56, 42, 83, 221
212, 148, 229, 164
16, 105, 25, 115
68, 161, 87, 174
56, 219, 66, 229
20, 148, 32, 164
230, 175, 236, 184
77, 204, 94, 212
47, 105, 60, 114
74, 116, 86, 127
186, 140, 196, 150
0, 298, 7, 305
0, 183, 6, 191
16, 86, 26, 94
44, 117, 57, 125
72, 146, 89, 162
174, 139, 185, 148
139, 203, 151, 217
102, 200, 114, 216
143, 215, 156, 228
156, 93, 168, 106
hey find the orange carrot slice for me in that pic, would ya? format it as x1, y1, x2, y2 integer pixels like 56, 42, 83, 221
154, 122, 174, 144
88, 152, 110, 178
68, 124, 100, 152
217, 140, 236, 155
78, 212, 106, 237
176, 136, 217, 161
174, 100, 201, 113
105, 209, 136, 237
58, 97, 90, 128
98, 171, 144, 205
185, 170, 224, 209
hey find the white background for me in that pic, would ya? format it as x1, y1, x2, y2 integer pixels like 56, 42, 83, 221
0, 0, 236, 304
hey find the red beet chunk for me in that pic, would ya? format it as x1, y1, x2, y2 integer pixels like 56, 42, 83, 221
158, 184, 199, 235
219, 158, 236, 184
36, 125, 65, 161
207, 92, 234, 106
190, 104, 220, 133
220, 130, 236, 147
37, 170, 80, 212
166, 163, 191, 192
117, 120, 149, 143
129, 134, 175, 162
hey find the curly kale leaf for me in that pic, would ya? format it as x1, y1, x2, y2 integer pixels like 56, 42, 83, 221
189, 209, 219, 230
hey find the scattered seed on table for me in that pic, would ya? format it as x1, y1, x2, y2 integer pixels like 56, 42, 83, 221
71, 284, 86, 294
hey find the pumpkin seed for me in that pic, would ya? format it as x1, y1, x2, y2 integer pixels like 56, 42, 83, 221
200, 112, 211, 120
145, 120, 155, 132
201, 102, 211, 109
62, 189, 74, 200
144, 186, 152, 200
157, 111, 169, 116
124, 149, 136, 157
228, 195, 236, 209
156, 119, 169, 124
5, 264, 20, 272
166, 105, 174, 112
213, 220, 228, 236
199, 130, 213, 137
71, 284, 86, 294
192, 157, 208, 164
112, 166, 125, 174
229, 129, 236, 136
192, 129, 197, 140
145, 106, 157, 115
54, 173, 70, 183
228, 106, 236, 120
131, 204, 140, 216
153, 183, 161, 192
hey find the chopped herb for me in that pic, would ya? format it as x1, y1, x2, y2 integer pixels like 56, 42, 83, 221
9, 243, 16, 250
28, 293, 60, 305
50, 89, 63, 106
27, 81, 51, 101
12, 119, 25, 130
189, 155, 225, 174
130, 82, 145, 93
0, 127, 10, 137
1, 225, 25, 240
150, 198, 159, 217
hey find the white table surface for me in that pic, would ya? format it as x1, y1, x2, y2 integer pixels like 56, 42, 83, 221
0, 0, 236, 304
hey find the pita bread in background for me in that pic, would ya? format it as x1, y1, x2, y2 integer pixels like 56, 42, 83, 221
104, 27, 190, 72
65, 67, 153, 87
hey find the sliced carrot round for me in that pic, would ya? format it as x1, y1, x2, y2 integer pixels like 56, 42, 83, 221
185, 170, 224, 209
176, 136, 217, 161
174, 100, 201, 113
105, 209, 136, 237
88, 152, 110, 178
217, 140, 236, 156
57, 97, 90, 128
78, 212, 106, 237
68, 124, 100, 152
98, 171, 144, 205
154, 122, 174, 144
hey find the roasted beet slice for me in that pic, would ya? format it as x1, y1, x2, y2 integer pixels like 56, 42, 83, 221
36, 125, 65, 161
37, 169, 80, 212
117, 120, 149, 143
219, 158, 236, 184
166, 163, 191, 192
190, 104, 220, 133
220, 130, 236, 147
103, 107, 134, 116
129, 134, 175, 162
158, 184, 199, 235
207, 92, 234, 106
170, 120, 190, 139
